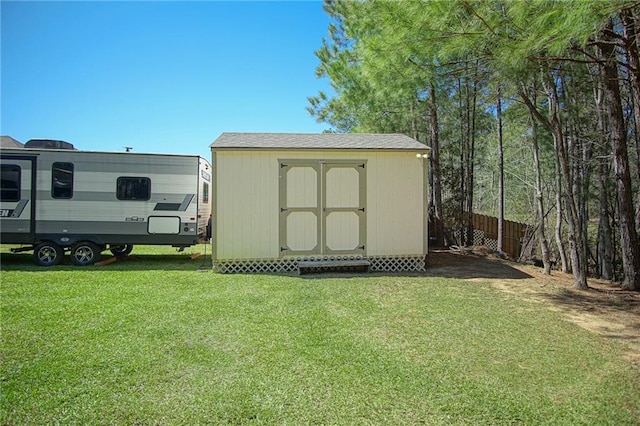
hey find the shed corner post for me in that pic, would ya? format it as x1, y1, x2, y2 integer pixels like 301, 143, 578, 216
422, 151, 430, 258
211, 148, 218, 271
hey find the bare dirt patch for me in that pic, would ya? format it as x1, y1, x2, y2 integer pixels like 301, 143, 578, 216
425, 249, 640, 364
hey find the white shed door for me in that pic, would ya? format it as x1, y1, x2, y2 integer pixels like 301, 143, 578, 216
282, 163, 320, 254
279, 160, 365, 256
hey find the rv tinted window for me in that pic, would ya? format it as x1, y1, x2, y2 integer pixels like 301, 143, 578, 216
52, 162, 74, 199
117, 177, 151, 200
203, 182, 209, 204
1, 165, 21, 202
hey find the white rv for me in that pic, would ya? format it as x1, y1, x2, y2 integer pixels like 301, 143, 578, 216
0, 143, 212, 266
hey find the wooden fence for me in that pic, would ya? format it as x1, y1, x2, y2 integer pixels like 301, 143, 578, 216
449, 213, 531, 259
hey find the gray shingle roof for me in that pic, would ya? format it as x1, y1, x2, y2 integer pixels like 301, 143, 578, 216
1, 136, 24, 148
211, 132, 429, 150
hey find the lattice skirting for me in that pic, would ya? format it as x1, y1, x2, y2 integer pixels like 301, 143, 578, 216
368, 255, 426, 272
214, 255, 426, 274
452, 229, 498, 251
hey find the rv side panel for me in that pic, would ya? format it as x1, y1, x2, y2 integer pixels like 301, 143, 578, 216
0, 154, 36, 243
1, 148, 211, 248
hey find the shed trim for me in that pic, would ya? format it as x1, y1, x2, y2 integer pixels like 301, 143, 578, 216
212, 147, 430, 154
211, 132, 431, 151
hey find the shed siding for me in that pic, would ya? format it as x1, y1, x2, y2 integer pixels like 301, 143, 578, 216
366, 151, 426, 256
215, 151, 279, 259
214, 149, 427, 260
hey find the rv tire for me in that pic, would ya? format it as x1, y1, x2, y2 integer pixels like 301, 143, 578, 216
70, 241, 102, 266
110, 244, 133, 257
34, 242, 64, 267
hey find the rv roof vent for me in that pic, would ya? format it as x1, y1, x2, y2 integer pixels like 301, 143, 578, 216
24, 139, 76, 150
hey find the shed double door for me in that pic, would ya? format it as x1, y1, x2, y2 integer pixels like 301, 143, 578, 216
279, 160, 366, 256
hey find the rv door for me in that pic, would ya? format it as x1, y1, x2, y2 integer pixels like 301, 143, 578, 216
0, 155, 36, 243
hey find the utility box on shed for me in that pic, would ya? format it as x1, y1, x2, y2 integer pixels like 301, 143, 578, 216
210, 133, 430, 273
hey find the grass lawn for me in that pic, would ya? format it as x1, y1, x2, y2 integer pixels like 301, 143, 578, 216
1, 245, 639, 424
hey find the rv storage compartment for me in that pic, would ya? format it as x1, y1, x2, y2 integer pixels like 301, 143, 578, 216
148, 216, 180, 234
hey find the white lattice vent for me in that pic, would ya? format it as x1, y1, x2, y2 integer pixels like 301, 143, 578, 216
369, 255, 426, 272
215, 255, 426, 274
452, 229, 498, 250
484, 238, 498, 251
215, 258, 298, 274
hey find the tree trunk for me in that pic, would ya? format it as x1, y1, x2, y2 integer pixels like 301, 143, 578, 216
620, 8, 640, 231
429, 81, 445, 246
458, 77, 467, 245
410, 101, 419, 141
594, 83, 614, 280
554, 175, 569, 273
519, 80, 570, 275
497, 88, 505, 253
597, 157, 614, 280
554, 166, 569, 274
551, 99, 588, 288
520, 80, 588, 289
566, 67, 595, 279
554, 126, 588, 289
569, 123, 592, 278
598, 20, 640, 290
527, 87, 552, 274
519, 87, 569, 274
464, 69, 478, 248
553, 131, 588, 289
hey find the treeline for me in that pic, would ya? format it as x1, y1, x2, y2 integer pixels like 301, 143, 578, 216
307, 0, 640, 290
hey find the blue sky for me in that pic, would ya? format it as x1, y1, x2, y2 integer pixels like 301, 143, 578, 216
1, 1, 333, 158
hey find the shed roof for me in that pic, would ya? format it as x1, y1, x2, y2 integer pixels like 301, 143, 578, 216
211, 132, 429, 151
1, 136, 24, 148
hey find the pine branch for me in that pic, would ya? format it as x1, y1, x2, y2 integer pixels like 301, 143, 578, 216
461, 1, 498, 36
527, 55, 600, 65
518, 90, 553, 134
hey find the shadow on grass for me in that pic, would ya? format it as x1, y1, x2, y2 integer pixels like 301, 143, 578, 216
299, 250, 534, 280
2, 249, 532, 279
543, 287, 640, 324
0, 252, 213, 272
422, 250, 533, 280
544, 286, 640, 310
538, 287, 640, 354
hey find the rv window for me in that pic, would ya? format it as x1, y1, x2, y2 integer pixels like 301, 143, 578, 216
117, 177, 151, 200
52, 162, 74, 199
203, 182, 209, 204
1, 165, 21, 202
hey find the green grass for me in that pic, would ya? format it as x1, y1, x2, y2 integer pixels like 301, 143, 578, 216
1, 246, 639, 424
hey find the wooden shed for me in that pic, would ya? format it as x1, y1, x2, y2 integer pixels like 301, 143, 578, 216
210, 133, 430, 273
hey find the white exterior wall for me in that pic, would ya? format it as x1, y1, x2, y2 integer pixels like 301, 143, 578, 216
366, 151, 426, 256
215, 151, 280, 259
213, 149, 428, 260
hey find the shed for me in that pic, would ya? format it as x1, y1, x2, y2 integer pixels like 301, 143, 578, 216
210, 132, 430, 273
1, 136, 24, 149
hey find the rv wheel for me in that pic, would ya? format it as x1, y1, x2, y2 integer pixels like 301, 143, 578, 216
34, 242, 64, 266
110, 244, 133, 257
70, 242, 101, 266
